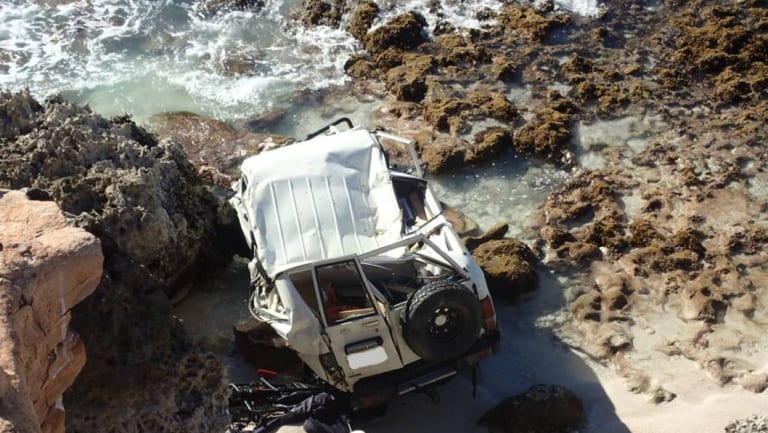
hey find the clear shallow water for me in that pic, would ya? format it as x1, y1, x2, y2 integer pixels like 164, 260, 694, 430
1, 0, 599, 128
431, 152, 569, 241
0, 0, 361, 122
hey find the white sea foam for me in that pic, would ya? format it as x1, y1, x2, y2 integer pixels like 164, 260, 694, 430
371, 0, 503, 34
553, 0, 602, 17
0, 0, 359, 123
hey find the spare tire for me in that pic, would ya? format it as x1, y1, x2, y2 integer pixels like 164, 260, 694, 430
402, 280, 483, 362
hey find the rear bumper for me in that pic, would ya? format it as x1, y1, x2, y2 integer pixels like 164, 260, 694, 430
350, 330, 500, 409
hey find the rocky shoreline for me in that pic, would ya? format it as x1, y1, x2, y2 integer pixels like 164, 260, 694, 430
336, 0, 768, 406
1, 0, 767, 432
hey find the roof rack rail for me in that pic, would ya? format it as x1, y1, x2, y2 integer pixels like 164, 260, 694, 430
305, 117, 354, 140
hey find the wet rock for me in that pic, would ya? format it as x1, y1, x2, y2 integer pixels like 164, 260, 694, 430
0, 92, 232, 433
473, 239, 538, 301
423, 91, 517, 135
466, 128, 513, 164
495, 6, 571, 42
513, 93, 577, 166
148, 111, 291, 176
420, 142, 465, 174
240, 107, 286, 132
479, 384, 586, 433
0, 89, 43, 140
344, 55, 379, 79
0, 190, 103, 433
346, 0, 379, 42
442, 203, 480, 237
491, 55, 519, 81
464, 222, 510, 252
556, 241, 602, 262
365, 12, 427, 55
628, 219, 663, 247
385, 55, 436, 102
423, 97, 473, 134
578, 216, 627, 253
301, 0, 344, 27
435, 34, 490, 66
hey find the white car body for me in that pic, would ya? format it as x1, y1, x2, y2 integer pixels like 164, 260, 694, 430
230, 122, 498, 400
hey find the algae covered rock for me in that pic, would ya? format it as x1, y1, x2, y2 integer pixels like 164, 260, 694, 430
365, 11, 427, 54
479, 384, 586, 433
0, 91, 232, 433
473, 239, 539, 301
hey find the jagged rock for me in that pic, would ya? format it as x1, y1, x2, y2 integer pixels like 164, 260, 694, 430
385, 55, 436, 102
513, 93, 577, 166
473, 239, 538, 301
441, 203, 480, 237
494, 6, 571, 42
0, 92, 232, 433
479, 384, 586, 433
365, 12, 427, 54
344, 55, 379, 79
301, 0, 344, 27
346, 0, 379, 42
420, 142, 466, 174
435, 34, 489, 66
466, 128, 513, 164
148, 111, 291, 176
464, 222, 510, 252
491, 55, 519, 81
423, 91, 517, 135
0, 189, 103, 433
240, 107, 286, 132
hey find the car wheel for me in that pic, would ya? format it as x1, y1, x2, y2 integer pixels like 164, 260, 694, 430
402, 280, 482, 362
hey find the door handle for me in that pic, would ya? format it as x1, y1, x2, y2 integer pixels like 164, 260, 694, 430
361, 320, 379, 328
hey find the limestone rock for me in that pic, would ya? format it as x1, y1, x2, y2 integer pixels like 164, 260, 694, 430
464, 222, 509, 252
240, 107, 286, 133
473, 239, 538, 301
479, 384, 586, 433
0, 92, 233, 433
441, 203, 480, 237
301, 0, 344, 27
148, 111, 291, 177
365, 12, 427, 55
346, 0, 379, 42
385, 54, 435, 103
0, 189, 103, 433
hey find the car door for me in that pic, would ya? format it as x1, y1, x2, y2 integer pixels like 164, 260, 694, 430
313, 259, 404, 380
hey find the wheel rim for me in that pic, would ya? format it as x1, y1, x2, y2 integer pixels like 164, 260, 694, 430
428, 306, 463, 341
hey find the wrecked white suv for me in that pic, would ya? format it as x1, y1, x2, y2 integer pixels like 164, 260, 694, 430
230, 119, 500, 408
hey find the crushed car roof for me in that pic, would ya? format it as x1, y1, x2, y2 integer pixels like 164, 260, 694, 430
237, 128, 402, 276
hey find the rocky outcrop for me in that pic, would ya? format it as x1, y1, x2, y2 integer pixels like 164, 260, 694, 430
301, 0, 345, 28
0, 91, 232, 433
364, 12, 427, 55
473, 239, 539, 302
479, 384, 586, 433
147, 111, 290, 181
0, 189, 103, 433
346, 1, 379, 42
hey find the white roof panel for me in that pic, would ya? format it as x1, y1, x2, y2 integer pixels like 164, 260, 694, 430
236, 129, 402, 276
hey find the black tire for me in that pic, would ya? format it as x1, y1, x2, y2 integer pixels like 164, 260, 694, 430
402, 280, 482, 362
